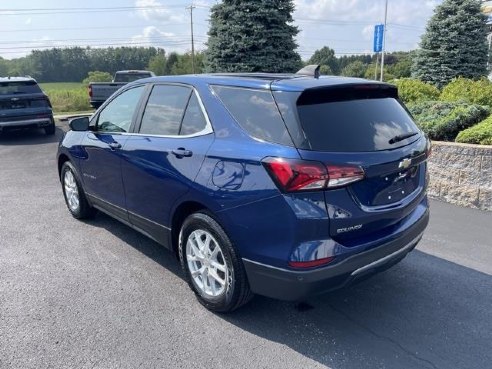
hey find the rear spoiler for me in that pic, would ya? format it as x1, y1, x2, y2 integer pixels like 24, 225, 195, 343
297, 83, 399, 105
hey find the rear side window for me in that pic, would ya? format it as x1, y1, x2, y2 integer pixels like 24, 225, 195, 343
212, 86, 293, 146
297, 97, 420, 152
114, 73, 152, 83
180, 93, 208, 135
0, 81, 42, 95
139, 85, 192, 136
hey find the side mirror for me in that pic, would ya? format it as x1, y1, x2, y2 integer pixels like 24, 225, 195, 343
69, 116, 90, 131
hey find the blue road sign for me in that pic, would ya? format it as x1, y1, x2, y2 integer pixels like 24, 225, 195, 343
374, 24, 384, 53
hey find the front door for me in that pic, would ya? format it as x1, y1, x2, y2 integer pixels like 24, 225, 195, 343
79, 85, 146, 219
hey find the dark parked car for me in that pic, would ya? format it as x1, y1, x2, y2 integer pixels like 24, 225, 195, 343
0, 77, 55, 135
57, 71, 430, 312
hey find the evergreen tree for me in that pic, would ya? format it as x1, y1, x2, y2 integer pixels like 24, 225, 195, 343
205, 0, 301, 73
412, 0, 488, 87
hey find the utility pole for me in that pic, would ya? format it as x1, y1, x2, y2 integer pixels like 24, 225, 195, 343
380, 0, 388, 82
186, 3, 196, 74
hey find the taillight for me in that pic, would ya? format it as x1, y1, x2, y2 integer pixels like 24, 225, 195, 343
326, 165, 365, 188
262, 157, 364, 192
88, 85, 93, 98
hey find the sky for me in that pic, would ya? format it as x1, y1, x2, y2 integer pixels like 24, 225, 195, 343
0, 0, 443, 60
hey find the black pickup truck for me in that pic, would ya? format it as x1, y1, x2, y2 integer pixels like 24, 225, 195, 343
0, 77, 55, 135
88, 70, 155, 108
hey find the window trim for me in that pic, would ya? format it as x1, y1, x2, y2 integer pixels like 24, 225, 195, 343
132, 82, 213, 139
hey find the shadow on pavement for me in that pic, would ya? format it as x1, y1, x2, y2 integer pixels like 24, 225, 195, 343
0, 126, 64, 145
86, 211, 492, 369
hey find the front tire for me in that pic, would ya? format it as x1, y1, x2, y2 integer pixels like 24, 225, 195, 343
179, 212, 253, 313
61, 162, 95, 219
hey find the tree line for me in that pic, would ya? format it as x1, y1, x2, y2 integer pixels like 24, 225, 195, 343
0, 44, 413, 83
0, 46, 209, 83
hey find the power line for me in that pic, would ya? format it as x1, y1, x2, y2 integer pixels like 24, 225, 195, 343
0, 24, 209, 33
0, 5, 211, 16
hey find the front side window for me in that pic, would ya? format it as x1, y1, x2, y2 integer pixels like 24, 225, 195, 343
211, 85, 293, 146
97, 86, 145, 133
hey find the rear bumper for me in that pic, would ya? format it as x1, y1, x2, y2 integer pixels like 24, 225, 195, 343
0, 117, 53, 130
243, 208, 429, 301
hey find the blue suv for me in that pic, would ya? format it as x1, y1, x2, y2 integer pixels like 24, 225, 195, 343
0, 77, 55, 135
58, 71, 430, 312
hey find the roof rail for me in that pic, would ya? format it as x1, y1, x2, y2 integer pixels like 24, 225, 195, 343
296, 64, 320, 79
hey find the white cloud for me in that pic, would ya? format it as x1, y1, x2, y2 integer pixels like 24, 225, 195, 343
132, 26, 192, 53
294, 0, 438, 24
25, 18, 32, 25
135, 0, 185, 23
293, 0, 441, 57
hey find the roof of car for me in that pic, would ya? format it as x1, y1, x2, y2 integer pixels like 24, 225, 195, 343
141, 73, 389, 92
0, 76, 36, 83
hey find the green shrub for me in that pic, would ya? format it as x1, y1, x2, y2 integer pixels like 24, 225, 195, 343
392, 78, 440, 104
440, 77, 492, 106
456, 115, 492, 145
46, 87, 91, 113
82, 71, 112, 85
408, 101, 489, 141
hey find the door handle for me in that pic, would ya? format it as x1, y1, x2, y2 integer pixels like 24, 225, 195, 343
108, 142, 122, 150
172, 148, 193, 158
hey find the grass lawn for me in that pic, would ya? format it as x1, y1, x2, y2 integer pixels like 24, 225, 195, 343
39, 82, 85, 91
39, 82, 91, 113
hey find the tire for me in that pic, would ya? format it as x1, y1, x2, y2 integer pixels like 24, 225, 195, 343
179, 212, 253, 313
60, 161, 96, 219
45, 120, 56, 135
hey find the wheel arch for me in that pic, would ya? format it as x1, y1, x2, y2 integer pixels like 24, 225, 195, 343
58, 154, 70, 179
170, 200, 209, 257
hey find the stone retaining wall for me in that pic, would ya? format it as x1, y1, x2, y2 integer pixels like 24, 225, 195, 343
428, 141, 491, 211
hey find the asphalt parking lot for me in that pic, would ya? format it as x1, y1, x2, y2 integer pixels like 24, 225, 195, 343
1, 122, 491, 369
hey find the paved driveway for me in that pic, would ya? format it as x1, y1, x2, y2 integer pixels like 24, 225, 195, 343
1, 124, 491, 369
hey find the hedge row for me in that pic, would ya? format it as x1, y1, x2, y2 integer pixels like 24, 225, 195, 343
396, 78, 492, 145
456, 116, 492, 145
408, 101, 490, 141
395, 77, 492, 107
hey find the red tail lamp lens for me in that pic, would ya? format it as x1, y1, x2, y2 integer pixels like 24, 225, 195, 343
263, 157, 364, 192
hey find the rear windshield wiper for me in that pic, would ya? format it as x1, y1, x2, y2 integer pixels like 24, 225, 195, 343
388, 132, 419, 145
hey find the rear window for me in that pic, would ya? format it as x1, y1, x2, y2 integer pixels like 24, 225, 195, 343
212, 85, 293, 146
0, 81, 42, 95
297, 97, 420, 152
114, 73, 152, 83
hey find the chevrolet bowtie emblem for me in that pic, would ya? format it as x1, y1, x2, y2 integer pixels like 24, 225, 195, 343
398, 158, 412, 169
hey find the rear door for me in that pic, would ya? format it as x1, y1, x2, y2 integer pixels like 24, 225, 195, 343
274, 85, 430, 240
121, 84, 214, 246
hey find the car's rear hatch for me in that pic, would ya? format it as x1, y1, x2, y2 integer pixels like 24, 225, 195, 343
0, 81, 52, 123
272, 82, 430, 242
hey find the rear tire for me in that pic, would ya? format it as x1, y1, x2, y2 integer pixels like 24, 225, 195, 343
61, 161, 96, 219
179, 212, 253, 313
45, 121, 55, 135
